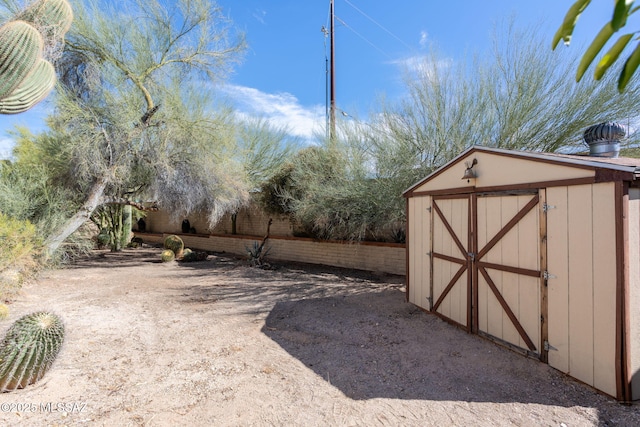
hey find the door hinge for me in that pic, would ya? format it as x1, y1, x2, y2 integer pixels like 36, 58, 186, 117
543, 203, 556, 212
426, 207, 432, 212
543, 271, 556, 281
426, 251, 431, 257
544, 341, 558, 352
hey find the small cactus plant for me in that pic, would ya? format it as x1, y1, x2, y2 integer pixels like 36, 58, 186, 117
0, 0, 73, 114
163, 235, 184, 258
160, 249, 175, 262
180, 249, 208, 262
0, 311, 65, 392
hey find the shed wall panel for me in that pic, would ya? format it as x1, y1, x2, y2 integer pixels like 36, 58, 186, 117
547, 186, 570, 373
591, 182, 617, 397
629, 189, 640, 400
567, 184, 595, 387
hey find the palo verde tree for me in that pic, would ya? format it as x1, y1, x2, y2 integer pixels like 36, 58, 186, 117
36, 0, 246, 256
274, 22, 640, 242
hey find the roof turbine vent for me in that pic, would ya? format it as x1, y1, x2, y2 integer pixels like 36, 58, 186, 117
583, 121, 626, 158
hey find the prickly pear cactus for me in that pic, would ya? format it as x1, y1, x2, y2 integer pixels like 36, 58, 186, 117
163, 235, 184, 258
161, 249, 175, 262
0, 311, 65, 392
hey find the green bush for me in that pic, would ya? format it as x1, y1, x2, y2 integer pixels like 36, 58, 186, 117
0, 213, 40, 299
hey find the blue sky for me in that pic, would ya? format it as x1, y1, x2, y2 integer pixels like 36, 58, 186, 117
0, 0, 616, 156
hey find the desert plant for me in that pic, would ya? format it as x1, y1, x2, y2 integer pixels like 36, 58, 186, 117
0, 304, 8, 320
0, 0, 73, 114
163, 235, 183, 258
160, 249, 175, 262
0, 311, 65, 392
180, 248, 208, 262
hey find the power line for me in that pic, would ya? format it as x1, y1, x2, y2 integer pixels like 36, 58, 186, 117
342, 0, 416, 53
335, 16, 392, 59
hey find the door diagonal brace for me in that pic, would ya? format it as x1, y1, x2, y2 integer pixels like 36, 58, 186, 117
478, 266, 537, 352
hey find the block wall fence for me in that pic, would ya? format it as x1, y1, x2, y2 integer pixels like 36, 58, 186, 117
136, 208, 406, 276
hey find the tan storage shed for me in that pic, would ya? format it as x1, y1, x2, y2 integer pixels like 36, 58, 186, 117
403, 145, 640, 401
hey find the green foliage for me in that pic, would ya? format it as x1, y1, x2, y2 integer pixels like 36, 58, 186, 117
160, 249, 175, 262
0, 311, 65, 392
274, 22, 640, 243
0, 213, 39, 272
0, 213, 40, 298
163, 235, 183, 258
246, 240, 270, 267
553, 0, 640, 91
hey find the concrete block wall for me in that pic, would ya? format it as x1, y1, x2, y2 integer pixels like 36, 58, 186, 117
138, 233, 406, 276
142, 208, 293, 237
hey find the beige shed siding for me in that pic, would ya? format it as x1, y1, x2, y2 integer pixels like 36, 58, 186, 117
629, 188, 640, 400
546, 183, 617, 397
139, 233, 405, 275
410, 151, 595, 193
408, 196, 431, 310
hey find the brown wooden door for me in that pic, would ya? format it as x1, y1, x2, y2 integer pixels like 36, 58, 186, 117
431, 195, 472, 330
430, 191, 546, 359
474, 191, 544, 357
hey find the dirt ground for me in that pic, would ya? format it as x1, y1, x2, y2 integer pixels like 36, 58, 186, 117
0, 246, 638, 426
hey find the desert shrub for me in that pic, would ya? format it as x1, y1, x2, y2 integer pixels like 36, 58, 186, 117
0, 213, 41, 299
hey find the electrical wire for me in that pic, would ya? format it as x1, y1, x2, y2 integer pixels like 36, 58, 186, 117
335, 16, 392, 59
342, 0, 416, 53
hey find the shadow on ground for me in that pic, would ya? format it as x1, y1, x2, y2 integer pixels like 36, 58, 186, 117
261, 289, 630, 419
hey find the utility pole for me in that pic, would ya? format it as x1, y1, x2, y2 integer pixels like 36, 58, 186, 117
329, 0, 336, 141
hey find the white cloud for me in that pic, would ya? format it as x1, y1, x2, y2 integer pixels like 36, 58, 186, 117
220, 84, 325, 142
419, 31, 428, 48
0, 137, 14, 160
389, 55, 453, 78
252, 9, 267, 25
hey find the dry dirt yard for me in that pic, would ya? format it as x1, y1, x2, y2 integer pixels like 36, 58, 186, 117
0, 246, 639, 426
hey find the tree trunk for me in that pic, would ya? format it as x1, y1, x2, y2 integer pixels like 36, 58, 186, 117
120, 205, 132, 249
44, 177, 108, 259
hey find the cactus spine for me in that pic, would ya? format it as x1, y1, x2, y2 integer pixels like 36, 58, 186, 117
0, 0, 73, 115
0, 312, 65, 392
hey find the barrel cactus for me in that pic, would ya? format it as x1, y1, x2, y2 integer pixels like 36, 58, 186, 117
0, 57, 56, 114
161, 249, 175, 262
17, 0, 74, 38
0, 21, 43, 100
163, 235, 184, 258
0, 0, 73, 115
0, 311, 65, 392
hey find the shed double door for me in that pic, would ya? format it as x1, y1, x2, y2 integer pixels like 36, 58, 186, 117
431, 191, 546, 359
